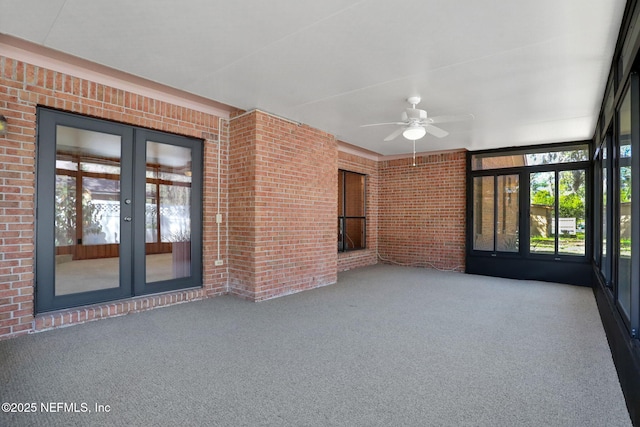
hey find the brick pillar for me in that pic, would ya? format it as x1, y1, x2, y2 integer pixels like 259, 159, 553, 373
229, 111, 337, 300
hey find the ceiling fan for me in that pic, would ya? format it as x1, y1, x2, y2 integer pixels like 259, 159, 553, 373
361, 96, 473, 141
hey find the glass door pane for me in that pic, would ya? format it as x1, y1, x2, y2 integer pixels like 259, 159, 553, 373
473, 176, 494, 251
618, 89, 632, 319
558, 170, 586, 255
54, 125, 122, 295
145, 141, 192, 283
530, 171, 555, 254
496, 175, 519, 252
602, 144, 610, 282
38, 108, 202, 312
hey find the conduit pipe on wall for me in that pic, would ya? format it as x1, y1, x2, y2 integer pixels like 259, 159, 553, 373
216, 117, 225, 265
215, 109, 301, 264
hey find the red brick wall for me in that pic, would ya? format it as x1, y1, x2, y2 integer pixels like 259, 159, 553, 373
229, 111, 338, 301
0, 55, 228, 339
337, 149, 379, 271
378, 151, 466, 271
0, 51, 469, 340
228, 112, 257, 297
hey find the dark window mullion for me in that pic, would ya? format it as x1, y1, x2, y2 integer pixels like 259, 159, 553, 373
521, 170, 529, 256
555, 170, 559, 256
629, 72, 639, 337
338, 170, 366, 252
594, 151, 601, 266
338, 170, 345, 252
493, 174, 498, 253
605, 131, 614, 286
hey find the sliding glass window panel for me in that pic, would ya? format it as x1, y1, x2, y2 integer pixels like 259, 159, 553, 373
618, 163, 632, 317
530, 172, 555, 254
145, 141, 192, 283
496, 175, 519, 252
343, 218, 365, 250
617, 88, 632, 319
338, 170, 366, 252
618, 161, 631, 318
558, 170, 586, 255
601, 144, 610, 282
338, 171, 345, 216
338, 172, 344, 251
344, 172, 365, 217
54, 125, 121, 296
593, 151, 602, 266
473, 176, 494, 251
471, 144, 589, 170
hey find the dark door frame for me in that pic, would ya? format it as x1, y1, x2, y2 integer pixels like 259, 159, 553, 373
35, 108, 203, 313
466, 142, 592, 286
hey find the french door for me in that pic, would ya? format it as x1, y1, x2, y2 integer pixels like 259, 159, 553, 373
36, 108, 202, 312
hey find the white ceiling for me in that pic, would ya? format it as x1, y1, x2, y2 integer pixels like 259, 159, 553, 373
0, 0, 627, 155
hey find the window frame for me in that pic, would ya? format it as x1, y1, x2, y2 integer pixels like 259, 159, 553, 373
593, 131, 613, 285
526, 165, 589, 260
468, 141, 591, 262
338, 169, 366, 252
612, 79, 639, 331
471, 172, 521, 254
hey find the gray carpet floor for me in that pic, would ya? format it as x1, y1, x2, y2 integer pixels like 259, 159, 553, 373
0, 265, 632, 426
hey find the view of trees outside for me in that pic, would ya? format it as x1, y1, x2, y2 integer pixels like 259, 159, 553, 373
529, 170, 586, 255
528, 148, 588, 256
472, 146, 589, 256
530, 171, 556, 254
471, 145, 588, 170
618, 139, 632, 319
55, 175, 77, 246
619, 144, 632, 258
558, 170, 586, 254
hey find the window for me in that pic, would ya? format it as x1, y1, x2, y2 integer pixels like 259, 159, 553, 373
617, 88, 632, 321
471, 144, 589, 171
338, 170, 366, 252
470, 143, 589, 259
472, 174, 519, 252
596, 130, 612, 285
529, 169, 586, 256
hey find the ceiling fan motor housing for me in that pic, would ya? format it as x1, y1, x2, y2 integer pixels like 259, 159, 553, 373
403, 108, 427, 121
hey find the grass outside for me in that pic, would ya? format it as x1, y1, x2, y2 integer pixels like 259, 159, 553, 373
531, 233, 585, 255
531, 235, 632, 256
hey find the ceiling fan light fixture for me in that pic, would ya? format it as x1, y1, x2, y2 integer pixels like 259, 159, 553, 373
402, 124, 426, 140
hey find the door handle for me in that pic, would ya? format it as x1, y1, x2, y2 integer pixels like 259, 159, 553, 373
123, 216, 132, 222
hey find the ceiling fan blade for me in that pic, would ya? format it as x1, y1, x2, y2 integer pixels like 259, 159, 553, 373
360, 122, 405, 127
427, 113, 474, 124
384, 128, 405, 141
424, 124, 448, 138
